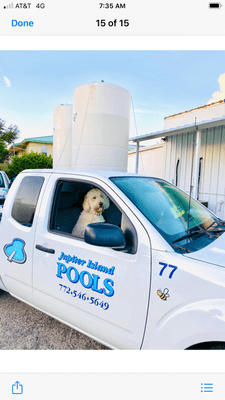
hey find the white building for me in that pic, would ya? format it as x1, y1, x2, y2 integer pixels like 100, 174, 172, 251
128, 143, 164, 178
130, 100, 225, 219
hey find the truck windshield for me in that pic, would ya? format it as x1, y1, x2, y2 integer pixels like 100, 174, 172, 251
110, 176, 224, 254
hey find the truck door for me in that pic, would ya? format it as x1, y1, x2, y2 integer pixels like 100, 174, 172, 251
33, 174, 151, 349
0, 173, 49, 302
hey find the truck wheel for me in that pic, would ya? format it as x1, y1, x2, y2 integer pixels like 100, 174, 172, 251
208, 344, 225, 350
187, 342, 225, 350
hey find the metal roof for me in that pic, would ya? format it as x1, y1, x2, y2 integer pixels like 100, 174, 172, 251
130, 116, 225, 143
15, 135, 53, 146
165, 99, 225, 120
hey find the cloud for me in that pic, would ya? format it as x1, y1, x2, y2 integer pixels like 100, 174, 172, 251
3, 76, 11, 87
132, 109, 159, 115
19, 122, 53, 142
208, 73, 225, 104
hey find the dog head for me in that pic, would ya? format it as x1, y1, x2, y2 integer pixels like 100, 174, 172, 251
83, 188, 110, 215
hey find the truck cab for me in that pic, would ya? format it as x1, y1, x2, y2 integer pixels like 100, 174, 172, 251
1, 168, 225, 350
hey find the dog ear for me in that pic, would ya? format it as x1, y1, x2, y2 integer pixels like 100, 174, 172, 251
104, 195, 110, 210
83, 194, 91, 212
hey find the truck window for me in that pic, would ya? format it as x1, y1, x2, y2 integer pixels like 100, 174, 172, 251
11, 176, 45, 227
50, 180, 122, 238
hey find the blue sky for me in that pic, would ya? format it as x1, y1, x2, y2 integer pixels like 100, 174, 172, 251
1, 50, 225, 143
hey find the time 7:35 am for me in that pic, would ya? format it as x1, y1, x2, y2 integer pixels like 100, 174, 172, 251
99, 3, 126, 8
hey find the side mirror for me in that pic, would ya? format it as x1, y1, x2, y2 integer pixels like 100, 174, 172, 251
84, 223, 126, 249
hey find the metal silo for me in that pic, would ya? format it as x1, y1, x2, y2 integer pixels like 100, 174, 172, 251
71, 82, 131, 171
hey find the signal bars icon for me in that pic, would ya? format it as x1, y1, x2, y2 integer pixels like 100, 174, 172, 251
3, 3, 13, 8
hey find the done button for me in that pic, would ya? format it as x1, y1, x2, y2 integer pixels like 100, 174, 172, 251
11, 19, 34, 27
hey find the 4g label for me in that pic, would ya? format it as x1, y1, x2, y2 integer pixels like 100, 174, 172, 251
96, 19, 129, 27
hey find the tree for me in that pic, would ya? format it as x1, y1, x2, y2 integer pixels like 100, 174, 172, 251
0, 119, 20, 163
7, 151, 53, 178
0, 141, 9, 163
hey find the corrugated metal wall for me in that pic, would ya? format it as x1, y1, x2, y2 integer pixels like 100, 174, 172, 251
163, 125, 225, 219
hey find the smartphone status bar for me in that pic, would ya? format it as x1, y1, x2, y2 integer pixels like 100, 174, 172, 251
0, 0, 224, 35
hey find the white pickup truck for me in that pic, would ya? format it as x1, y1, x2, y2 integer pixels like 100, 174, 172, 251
1, 168, 225, 350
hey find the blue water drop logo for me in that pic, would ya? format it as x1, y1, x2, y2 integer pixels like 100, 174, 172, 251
4, 238, 27, 264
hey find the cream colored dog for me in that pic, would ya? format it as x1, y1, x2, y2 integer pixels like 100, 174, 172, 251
72, 188, 110, 238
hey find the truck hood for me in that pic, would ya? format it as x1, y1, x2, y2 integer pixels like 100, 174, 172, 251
184, 232, 225, 268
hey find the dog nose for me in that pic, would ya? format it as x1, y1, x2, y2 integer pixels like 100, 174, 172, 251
99, 202, 103, 207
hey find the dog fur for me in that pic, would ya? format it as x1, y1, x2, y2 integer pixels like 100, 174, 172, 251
72, 188, 110, 238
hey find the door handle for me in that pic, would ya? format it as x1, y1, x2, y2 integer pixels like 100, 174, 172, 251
35, 244, 55, 254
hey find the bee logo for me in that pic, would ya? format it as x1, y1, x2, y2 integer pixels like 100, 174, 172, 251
157, 288, 170, 301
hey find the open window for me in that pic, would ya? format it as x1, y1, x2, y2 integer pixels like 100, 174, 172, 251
50, 179, 122, 235
49, 179, 137, 254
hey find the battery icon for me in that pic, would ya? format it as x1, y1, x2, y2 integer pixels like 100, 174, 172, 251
209, 2, 222, 7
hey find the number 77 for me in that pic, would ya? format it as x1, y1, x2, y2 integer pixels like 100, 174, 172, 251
159, 262, 177, 279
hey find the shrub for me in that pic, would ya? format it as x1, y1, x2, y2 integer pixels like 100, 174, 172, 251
7, 151, 53, 178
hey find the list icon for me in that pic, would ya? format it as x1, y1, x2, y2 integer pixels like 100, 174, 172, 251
201, 383, 213, 393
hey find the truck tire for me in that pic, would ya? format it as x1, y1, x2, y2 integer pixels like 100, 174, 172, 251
208, 343, 225, 350
187, 341, 225, 350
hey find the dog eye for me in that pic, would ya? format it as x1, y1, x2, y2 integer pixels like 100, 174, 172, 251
93, 196, 96, 199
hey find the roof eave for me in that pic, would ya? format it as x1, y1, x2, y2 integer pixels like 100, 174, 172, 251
130, 117, 225, 143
